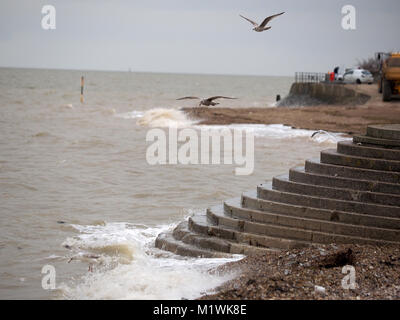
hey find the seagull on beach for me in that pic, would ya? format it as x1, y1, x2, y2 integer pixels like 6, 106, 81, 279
177, 96, 237, 107
239, 12, 285, 32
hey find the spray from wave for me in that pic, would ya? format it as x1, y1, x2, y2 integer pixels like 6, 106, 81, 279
58, 221, 241, 300
136, 108, 196, 128
115, 110, 144, 120
196, 124, 349, 144
116, 108, 348, 144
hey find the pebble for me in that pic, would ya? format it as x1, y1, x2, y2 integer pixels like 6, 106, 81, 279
314, 285, 326, 295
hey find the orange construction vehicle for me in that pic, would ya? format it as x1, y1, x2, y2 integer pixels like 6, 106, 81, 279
377, 52, 400, 101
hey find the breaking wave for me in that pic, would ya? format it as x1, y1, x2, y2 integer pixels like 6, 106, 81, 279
196, 124, 350, 144
116, 108, 348, 144
136, 108, 196, 128
58, 221, 241, 300
115, 110, 144, 119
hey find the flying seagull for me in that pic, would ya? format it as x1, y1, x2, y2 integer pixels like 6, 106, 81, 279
177, 96, 237, 107
239, 12, 285, 32
311, 130, 338, 142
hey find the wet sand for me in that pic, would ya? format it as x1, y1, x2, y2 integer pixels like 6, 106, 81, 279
183, 84, 400, 134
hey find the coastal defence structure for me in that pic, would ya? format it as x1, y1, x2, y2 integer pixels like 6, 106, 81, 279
278, 82, 371, 106
277, 71, 371, 106
155, 124, 400, 257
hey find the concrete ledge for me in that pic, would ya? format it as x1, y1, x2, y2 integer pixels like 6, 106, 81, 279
321, 149, 400, 172
174, 221, 273, 255
189, 213, 309, 250
222, 198, 400, 242
289, 166, 400, 195
278, 82, 370, 106
155, 231, 230, 258
367, 124, 400, 141
207, 206, 399, 245
305, 158, 400, 183
240, 191, 400, 230
257, 182, 400, 219
353, 135, 400, 148
273, 174, 400, 207
337, 141, 400, 161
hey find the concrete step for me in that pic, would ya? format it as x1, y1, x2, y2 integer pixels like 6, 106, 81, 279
321, 149, 400, 172
353, 135, 400, 148
155, 229, 231, 258
273, 174, 400, 207
241, 191, 400, 230
337, 140, 400, 161
367, 124, 400, 141
223, 197, 400, 242
188, 212, 310, 250
289, 166, 400, 195
305, 158, 400, 184
257, 182, 400, 219
205, 206, 399, 246
173, 220, 274, 255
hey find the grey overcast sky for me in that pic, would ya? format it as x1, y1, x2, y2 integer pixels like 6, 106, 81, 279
0, 0, 399, 76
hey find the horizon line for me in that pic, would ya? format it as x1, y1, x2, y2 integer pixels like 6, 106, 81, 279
0, 65, 294, 78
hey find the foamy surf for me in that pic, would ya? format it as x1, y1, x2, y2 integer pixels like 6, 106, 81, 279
137, 108, 197, 128
116, 107, 348, 144
196, 124, 350, 144
58, 221, 241, 300
116, 108, 196, 128
115, 110, 144, 119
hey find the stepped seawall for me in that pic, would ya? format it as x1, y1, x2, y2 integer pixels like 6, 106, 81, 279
155, 124, 400, 257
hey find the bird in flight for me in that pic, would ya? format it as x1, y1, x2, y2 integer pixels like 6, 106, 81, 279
177, 96, 237, 107
239, 12, 285, 32
311, 130, 338, 142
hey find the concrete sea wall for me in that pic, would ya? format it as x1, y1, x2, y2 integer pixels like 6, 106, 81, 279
278, 83, 371, 106
155, 124, 400, 258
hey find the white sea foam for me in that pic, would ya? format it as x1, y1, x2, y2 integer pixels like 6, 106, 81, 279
59, 221, 241, 300
136, 108, 196, 128
196, 124, 350, 144
115, 110, 144, 119
118, 108, 348, 144
116, 108, 196, 127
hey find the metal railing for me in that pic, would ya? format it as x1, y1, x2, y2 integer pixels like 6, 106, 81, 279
295, 72, 329, 83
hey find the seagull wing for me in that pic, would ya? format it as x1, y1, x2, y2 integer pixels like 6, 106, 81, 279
176, 96, 200, 100
311, 131, 321, 138
259, 12, 285, 28
207, 96, 237, 102
239, 14, 258, 27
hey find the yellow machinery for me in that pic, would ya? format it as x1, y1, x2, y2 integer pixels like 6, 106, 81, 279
377, 52, 400, 101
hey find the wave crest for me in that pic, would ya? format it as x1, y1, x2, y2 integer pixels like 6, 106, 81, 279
137, 108, 195, 128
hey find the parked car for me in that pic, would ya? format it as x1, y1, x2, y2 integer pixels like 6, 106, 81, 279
341, 69, 374, 84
